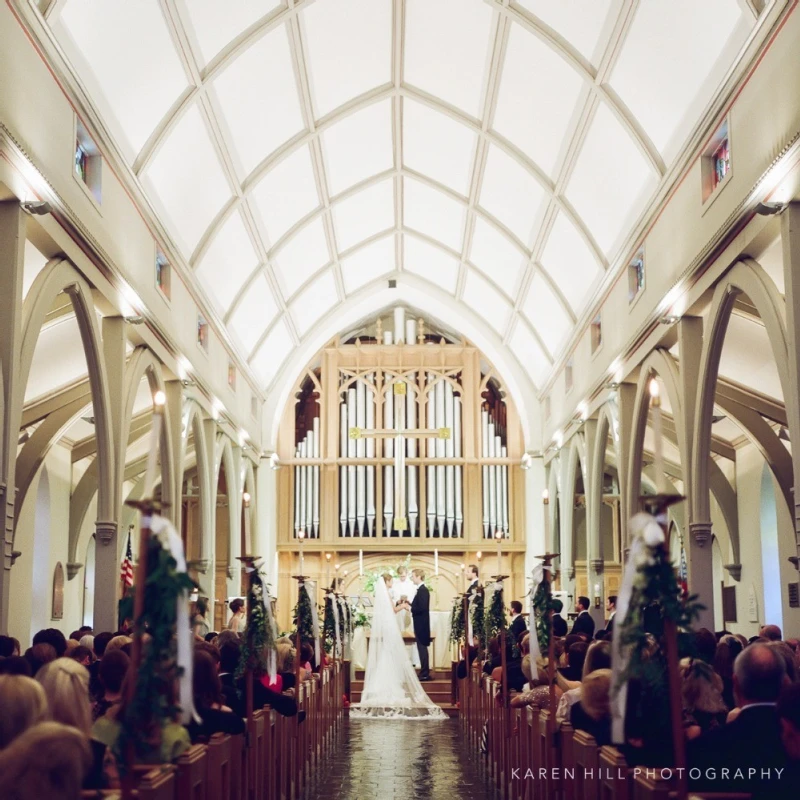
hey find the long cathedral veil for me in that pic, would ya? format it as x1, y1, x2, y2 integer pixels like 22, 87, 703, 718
351, 577, 446, 719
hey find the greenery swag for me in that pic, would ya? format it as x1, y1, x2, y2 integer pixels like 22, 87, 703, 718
448, 594, 465, 646
116, 531, 194, 766
531, 578, 557, 655
483, 583, 507, 647
470, 590, 485, 650
323, 595, 337, 654
292, 581, 315, 645
235, 567, 276, 681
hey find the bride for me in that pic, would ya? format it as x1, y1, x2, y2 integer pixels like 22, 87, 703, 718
351, 575, 446, 719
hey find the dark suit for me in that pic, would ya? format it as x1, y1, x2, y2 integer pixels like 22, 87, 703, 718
219, 672, 298, 718
687, 704, 792, 799
509, 614, 527, 643
570, 610, 595, 639
604, 611, 616, 636
552, 613, 568, 637
410, 583, 431, 678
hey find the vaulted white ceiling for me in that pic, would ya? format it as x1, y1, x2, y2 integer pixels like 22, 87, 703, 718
49, 0, 755, 395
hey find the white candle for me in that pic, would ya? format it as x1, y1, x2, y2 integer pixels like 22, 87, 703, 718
242, 492, 252, 555
594, 583, 600, 595
144, 391, 166, 499
359, 549, 363, 576
298, 530, 305, 575
460, 563, 465, 592
434, 549, 439, 576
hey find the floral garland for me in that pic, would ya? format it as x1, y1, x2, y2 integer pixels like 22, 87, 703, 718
323, 595, 337, 654
483, 582, 506, 647
116, 533, 195, 766
235, 567, 277, 682
352, 608, 371, 629
337, 597, 347, 645
532, 580, 556, 655
470, 590, 485, 650
292, 582, 315, 646
449, 594, 465, 645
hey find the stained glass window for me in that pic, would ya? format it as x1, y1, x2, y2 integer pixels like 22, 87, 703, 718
155, 252, 170, 300
75, 140, 88, 183
712, 138, 730, 187
628, 249, 645, 303
197, 313, 209, 352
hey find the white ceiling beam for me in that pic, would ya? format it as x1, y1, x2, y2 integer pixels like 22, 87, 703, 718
392, 0, 405, 275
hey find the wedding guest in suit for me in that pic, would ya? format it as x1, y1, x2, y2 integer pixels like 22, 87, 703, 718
570, 597, 595, 638
604, 596, 617, 634
186, 650, 245, 742
688, 643, 790, 799
509, 601, 526, 642
467, 565, 480, 592
551, 598, 568, 637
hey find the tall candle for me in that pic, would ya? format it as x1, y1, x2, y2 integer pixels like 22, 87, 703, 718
242, 492, 252, 555
359, 549, 363, 576
460, 563, 466, 592
298, 530, 305, 575
495, 531, 502, 576
144, 391, 166, 499
434, 549, 439, 576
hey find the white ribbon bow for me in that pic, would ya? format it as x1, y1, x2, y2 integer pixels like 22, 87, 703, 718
527, 559, 545, 664
147, 515, 200, 725
329, 592, 341, 657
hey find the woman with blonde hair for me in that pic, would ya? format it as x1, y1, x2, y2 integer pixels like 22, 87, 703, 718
0, 722, 91, 800
37, 657, 117, 789
0, 675, 47, 748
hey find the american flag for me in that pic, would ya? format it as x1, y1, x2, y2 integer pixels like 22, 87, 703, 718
678, 539, 688, 598
120, 527, 134, 589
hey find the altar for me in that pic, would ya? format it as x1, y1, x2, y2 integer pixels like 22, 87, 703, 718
350, 610, 453, 670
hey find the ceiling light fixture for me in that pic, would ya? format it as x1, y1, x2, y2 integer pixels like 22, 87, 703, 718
520, 453, 532, 470
754, 201, 786, 216
124, 316, 145, 325
269, 452, 281, 470
659, 315, 681, 325
21, 200, 52, 215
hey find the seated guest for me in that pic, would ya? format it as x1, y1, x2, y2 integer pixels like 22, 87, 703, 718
0, 722, 91, 800
79, 634, 94, 652
24, 643, 56, 675
36, 657, 117, 789
186, 650, 245, 743
218, 640, 298, 718
456, 645, 478, 679
761, 624, 783, 642
0, 657, 31, 676
688, 643, 790, 799
556, 641, 588, 692
228, 598, 246, 633
483, 636, 502, 676
0, 635, 19, 658
506, 635, 529, 692
551, 599, 568, 637
32, 629, 67, 658
771, 640, 799, 683
275, 642, 298, 690
69, 645, 93, 667
569, 668, 612, 745
104, 635, 132, 655
570, 597, 595, 639
680, 658, 728, 739
556, 640, 611, 724
511, 658, 560, 709
713, 635, 742, 710
508, 601, 526, 641
0, 675, 47, 747
92, 650, 129, 721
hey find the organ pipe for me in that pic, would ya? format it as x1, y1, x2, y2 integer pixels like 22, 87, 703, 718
340, 404, 348, 536
384, 381, 394, 535
454, 396, 463, 537
426, 373, 436, 536
444, 380, 455, 537
366, 374, 375, 537
347, 387, 356, 535
407, 373, 418, 537
356, 379, 366, 535
434, 377, 446, 536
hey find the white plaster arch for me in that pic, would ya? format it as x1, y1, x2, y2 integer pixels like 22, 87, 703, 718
182, 400, 213, 565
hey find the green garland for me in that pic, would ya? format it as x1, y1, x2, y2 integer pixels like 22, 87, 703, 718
532, 579, 557, 655
337, 597, 347, 645
449, 595, 465, 645
323, 595, 337, 654
292, 581, 315, 646
470, 590, 485, 650
116, 533, 195, 766
614, 529, 704, 734
484, 583, 507, 646
235, 567, 276, 681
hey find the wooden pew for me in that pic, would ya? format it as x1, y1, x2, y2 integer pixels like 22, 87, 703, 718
599, 745, 632, 800
206, 733, 233, 800
248, 709, 266, 800
175, 744, 208, 800
230, 731, 246, 800
572, 730, 599, 800
132, 764, 177, 800
560, 723, 575, 800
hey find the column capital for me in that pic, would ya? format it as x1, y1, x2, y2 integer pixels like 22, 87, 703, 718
689, 521, 712, 547
95, 520, 118, 545
66, 562, 83, 580
589, 558, 604, 575
567, 567, 575, 581
188, 558, 209, 574
724, 563, 742, 582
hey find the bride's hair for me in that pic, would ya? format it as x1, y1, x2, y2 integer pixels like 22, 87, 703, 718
381, 572, 393, 583
412, 568, 425, 580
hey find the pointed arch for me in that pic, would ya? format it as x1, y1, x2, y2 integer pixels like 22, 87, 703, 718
182, 400, 212, 565
589, 402, 620, 564
691, 259, 790, 528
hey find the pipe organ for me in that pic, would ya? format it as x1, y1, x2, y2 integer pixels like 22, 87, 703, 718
281, 309, 523, 545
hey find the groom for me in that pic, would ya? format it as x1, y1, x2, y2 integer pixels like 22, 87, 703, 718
409, 568, 432, 681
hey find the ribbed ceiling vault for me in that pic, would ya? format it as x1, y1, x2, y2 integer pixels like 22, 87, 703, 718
40, 0, 757, 397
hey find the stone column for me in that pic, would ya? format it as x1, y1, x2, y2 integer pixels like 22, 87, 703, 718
688, 521, 715, 630
0, 202, 25, 634
93, 520, 119, 631
781, 204, 800, 574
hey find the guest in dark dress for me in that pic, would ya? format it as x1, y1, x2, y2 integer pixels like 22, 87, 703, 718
569, 668, 612, 746
186, 650, 245, 743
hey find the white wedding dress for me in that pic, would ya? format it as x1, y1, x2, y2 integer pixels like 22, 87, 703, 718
351, 577, 446, 719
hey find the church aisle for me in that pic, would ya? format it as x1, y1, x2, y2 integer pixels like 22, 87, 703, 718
304, 718, 500, 800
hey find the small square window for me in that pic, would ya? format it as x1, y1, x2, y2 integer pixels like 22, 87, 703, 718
565, 358, 574, 395
155, 250, 171, 301
197, 313, 209, 353
251, 394, 258, 419
702, 119, 731, 203
628, 248, 645, 304
228, 361, 237, 391
591, 314, 602, 354
74, 118, 102, 204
